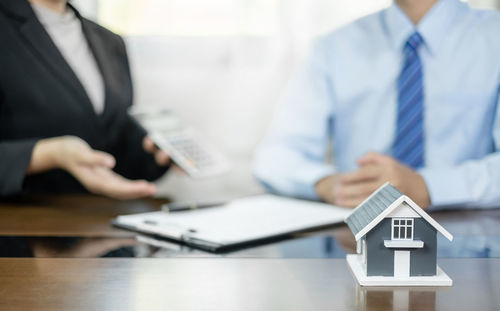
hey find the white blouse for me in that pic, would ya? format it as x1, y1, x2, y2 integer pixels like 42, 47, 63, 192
31, 3, 105, 114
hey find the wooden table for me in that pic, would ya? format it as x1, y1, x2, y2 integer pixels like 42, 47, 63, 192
1, 195, 500, 258
0, 195, 167, 237
0, 258, 497, 311
1, 194, 499, 238
0, 196, 499, 310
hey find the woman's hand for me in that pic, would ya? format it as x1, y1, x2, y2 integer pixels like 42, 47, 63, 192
28, 136, 156, 199
68, 163, 156, 199
142, 136, 170, 166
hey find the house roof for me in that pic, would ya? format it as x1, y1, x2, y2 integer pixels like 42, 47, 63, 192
345, 182, 402, 238
344, 182, 453, 242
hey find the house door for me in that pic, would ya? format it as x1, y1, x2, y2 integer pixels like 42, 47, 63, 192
394, 250, 410, 277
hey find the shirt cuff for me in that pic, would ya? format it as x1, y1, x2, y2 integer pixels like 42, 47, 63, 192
288, 163, 336, 200
0, 139, 39, 196
418, 167, 471, 210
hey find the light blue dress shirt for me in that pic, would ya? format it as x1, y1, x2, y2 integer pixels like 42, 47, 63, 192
253, 0, 500, 209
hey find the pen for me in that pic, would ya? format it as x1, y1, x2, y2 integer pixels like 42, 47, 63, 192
161, 201, 225, 213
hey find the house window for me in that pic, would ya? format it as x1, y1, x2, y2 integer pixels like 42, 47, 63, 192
392, 218, 413, 240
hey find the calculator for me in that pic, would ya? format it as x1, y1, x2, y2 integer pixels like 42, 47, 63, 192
149, 130, 231, 178
132, 110, 231, 179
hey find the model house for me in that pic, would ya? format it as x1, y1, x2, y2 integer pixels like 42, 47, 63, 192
345, 182, 453, 286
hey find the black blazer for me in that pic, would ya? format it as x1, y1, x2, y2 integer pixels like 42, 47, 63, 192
0, 0, 168, 196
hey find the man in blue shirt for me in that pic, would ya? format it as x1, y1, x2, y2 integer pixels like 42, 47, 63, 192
254, 0, 500, 210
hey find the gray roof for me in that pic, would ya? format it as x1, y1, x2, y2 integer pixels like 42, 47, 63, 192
344, 183, 402, 237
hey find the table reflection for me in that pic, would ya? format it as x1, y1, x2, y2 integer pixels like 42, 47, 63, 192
1, 231, 500, 259
30, 237, 140, 258
355, 286, 438, 311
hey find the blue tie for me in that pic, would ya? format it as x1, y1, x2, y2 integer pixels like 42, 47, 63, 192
393, 32, 425, 169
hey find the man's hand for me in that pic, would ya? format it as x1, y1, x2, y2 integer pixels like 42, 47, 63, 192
28, 136, 157, 199
315, 174, 341, 205
143, 137, 170, 166
315, 152, 431, 209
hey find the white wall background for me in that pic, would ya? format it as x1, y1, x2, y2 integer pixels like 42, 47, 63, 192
72, 0, 499, 202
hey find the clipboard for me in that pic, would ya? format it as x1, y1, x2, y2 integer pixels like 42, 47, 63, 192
112, 195, 351, 252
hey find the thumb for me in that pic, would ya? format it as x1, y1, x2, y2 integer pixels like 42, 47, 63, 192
77, 149, 116, 168
143, 136, 158, 154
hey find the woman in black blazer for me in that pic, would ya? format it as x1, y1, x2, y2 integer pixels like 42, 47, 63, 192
0, 0, 170, 198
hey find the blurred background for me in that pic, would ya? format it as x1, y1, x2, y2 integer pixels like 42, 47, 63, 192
71, 0, 500, 202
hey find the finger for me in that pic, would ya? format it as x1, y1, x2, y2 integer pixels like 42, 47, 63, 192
78, 166, 156, 199
104, 180, 156, 200
335, 195, 368, 208
340, 166, 380, 184
112, 181, 156, 200
172, 164, 187, 175
100, 174, 156, 199
94, 151, 116, 168
333, 179, 382, 201
154, 150, 170, 166
143, 137, 159, 154
76, 149, 115, 168
357, 152, 387, 166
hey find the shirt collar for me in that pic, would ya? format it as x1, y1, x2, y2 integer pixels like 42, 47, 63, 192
31, 3, 76, 27
384, 0, 468, 55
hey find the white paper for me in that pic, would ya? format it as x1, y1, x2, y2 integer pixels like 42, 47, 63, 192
116, 195, 351, 246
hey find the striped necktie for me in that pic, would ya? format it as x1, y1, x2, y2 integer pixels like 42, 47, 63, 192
393, 32, 425, 169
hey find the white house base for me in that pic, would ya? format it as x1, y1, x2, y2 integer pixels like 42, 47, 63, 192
346, 254, 452, 287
